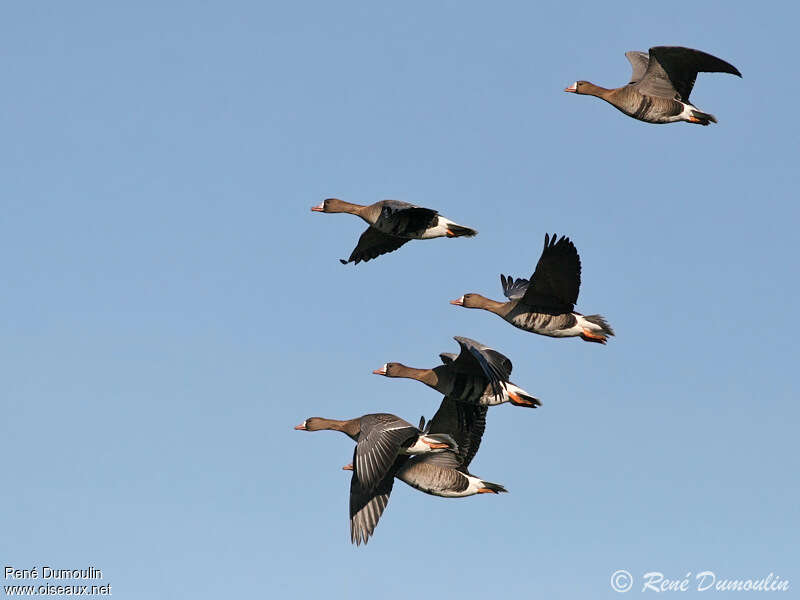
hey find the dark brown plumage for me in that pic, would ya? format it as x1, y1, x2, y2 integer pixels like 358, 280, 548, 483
452, 233, 614, 343
375, 336, 541, 408
311, 198, 477, 264
345, 397, 506, 545
565, 46, 741, 125
294, 414, 456, 494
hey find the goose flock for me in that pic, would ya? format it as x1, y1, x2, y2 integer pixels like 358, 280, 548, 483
297, 45, 741, 545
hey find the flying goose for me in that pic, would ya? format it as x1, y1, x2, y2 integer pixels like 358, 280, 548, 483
451, 233, 614, 343
565, 46, 741, 125
343, 398, 506, 545
374, 336, 541, 408
294, 413, 457, 493
311, 198, 477, 264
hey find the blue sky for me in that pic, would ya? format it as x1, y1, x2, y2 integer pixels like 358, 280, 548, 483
1, 2, 797, 599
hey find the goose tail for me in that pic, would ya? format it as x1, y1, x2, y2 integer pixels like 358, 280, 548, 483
477, 480, 508, 494
505, 384, 542, 408
689, 109, 717, 125
584, 314, 615, 337
445, 223, 478, 238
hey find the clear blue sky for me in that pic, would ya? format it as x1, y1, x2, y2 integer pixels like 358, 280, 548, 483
2, 2, 797, 599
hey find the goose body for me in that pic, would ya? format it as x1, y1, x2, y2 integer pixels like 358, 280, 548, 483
501, 301, 612, 340
311, 198, 477, 264
374, 336, 541, 408
342, 398, 506, 544
346, 452, 505, 499
565, 46, 741, 125
294, 413, 457, 494
396, 454, 506, 498
451, 233, 614, 343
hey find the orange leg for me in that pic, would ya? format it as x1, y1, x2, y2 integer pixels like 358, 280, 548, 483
580, 328, 607, 344
477, 488, 498, 494
507, 391, 539, 407
425, 441, 450, 449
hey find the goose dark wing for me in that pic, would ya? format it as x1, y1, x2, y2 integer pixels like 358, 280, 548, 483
374, 201, 439, 237
451, 336, 512, 401
521, 233, 581, 312
636, 46, 741, 102
625, 50, 650, 84
354, 414, 418, 492
340, 227, 410, 265
426, 397, 487, 468
349, 449, 409, 546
